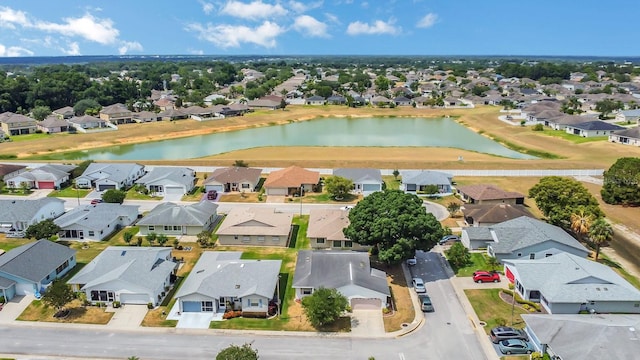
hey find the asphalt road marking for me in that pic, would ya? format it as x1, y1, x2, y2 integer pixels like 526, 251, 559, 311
398, 353, 406, 360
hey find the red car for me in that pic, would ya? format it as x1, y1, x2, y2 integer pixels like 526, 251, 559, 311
473, 271, 501, 283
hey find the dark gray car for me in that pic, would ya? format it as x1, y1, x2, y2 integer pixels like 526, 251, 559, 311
489, 326, 528, 344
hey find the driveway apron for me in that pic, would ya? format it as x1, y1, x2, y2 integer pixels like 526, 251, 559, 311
350, 308, 384, 337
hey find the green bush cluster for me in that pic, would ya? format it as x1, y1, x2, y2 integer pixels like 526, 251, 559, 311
501, 289, 541, 311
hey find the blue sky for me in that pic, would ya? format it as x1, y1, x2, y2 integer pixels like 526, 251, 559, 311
0, 0, 638, 57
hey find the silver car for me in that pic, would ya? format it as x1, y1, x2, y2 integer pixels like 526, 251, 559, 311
412, 277, 426, 293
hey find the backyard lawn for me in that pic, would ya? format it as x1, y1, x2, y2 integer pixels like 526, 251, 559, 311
0, 236, 32, 252
465, 289, 529, 334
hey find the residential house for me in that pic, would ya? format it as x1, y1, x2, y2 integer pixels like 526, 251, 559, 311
99, 103, 133, 124
0, 198, 65, 232
67, 246, 177, 306
4, 164, 75, 190
135, 166, 195, 197
504, 253, 640, 314
456, 184, 525, 205
609, 127, 640, 146
263, 166, 320, 196
523, 314, 640, 360
75, 162, 145, 191
174, 251, 281, 317
216, 207, 293, 247
0, 240, 76, 301
332, 168, 383, 196
444, 97, 465, 107
462, 216, 590, 261
158, 108, 188, 121
461, 203, 533, 227
137, 202, 219, 236
52, 106, 75, 119
153, 98, 175, 111
0, 164, 26, 181
37, 116, 70, 133
0, 112, 37, 136
68, 115, 114, 132
400, 170, 453, 195
203, 167, 263, 193
326, 95, 346, 105
370, 95, 391, 106
292, 250, 390, 309
305, 95, 325, 105
546, 114, 598, 131
54, 203, 139, 241
132, 111, 160, 122
394, 96, 412, 106
615, 109, 640, 124
307, 209, 369, 250
247, 98, 281, 110
565, 121, 625, 137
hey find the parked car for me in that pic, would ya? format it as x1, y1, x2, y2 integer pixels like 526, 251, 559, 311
412, 277, 426, 293
406, 256, 417, 266
439, 234, 460, 245
90, 198, 103, 205
490, 326, 529, 344
473, 270, 500, 283
207, 190, 217, 200
419, 294, 434, 312
498, 339, 534, 355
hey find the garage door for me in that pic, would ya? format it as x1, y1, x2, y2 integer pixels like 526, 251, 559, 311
165, 186, 184, 195
363, 184, 381, 192
98, 184, 116, 191
15, 282, 36, 296
182, 301, 202, 312
37, 181, 55, 189
205, 185, 224, 193
267, 188, 287, 196
120, 293, 150, 305
350, 298, 381, 310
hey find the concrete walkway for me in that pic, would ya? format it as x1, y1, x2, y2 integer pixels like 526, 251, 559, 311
105, 304, 148, 329
350, 308, 385, 337
0, 295, 33, 323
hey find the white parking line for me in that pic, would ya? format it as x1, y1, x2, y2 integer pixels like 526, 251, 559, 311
398, 353, 406, 360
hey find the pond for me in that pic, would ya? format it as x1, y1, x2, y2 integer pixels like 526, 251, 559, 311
46, 117, 537, 160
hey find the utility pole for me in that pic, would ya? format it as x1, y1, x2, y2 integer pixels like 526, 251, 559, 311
299, 186, 303, 215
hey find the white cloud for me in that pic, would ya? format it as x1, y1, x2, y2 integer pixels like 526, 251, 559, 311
346, 20, 400, 35
221, 1, 287, 20
289, 1, 323, 13
0, 6, 30, 28
118, 41, 143, 55
35, 14, 119, 45
186, 21, 284, 48
293, 15, 328, 38
324, 13, 339, 24
62, 42, 81, 56
0, 44, 34, 57
416, 13, 437, 28
199, 1, 214, 15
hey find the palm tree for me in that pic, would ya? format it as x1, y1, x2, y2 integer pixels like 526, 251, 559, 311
570, 209, 594, 242
589, 218, 613, 261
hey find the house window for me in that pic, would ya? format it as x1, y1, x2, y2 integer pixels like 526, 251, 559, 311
242, 183, 250, 189
164, 226, 171, 231
250, 299, 260, 307
634, 303, 639, 308
517, 253, 522, 257
272, 236, 280, 242
148, 225, 155, 231
316, 238, 325, 244
257, 236, 265, 242
545, 253, 552, 257
56, 259, 70, 274
242, 236, 251, 243
344, 241, 353, 248
88, 231, 95, 237
333, 241, 342, 248
302, 288, 313, 295
529, 254, 535, 260
90, 290, 115, 302
173, 225, 180, 231
201, 301, 214, 312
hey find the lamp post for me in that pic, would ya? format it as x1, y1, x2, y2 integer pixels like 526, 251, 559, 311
299, 186, 303, 215
276, 274, 281, 317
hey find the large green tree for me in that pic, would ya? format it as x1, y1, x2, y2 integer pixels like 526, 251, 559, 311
528, 176, 602, 227
73, 98, 101, 116
446, 242, 471, 268
324, 176, 354, 200
25, 219, 61, 240
301, 287, 348, 328
216, 343, 258, 360
588, 218, 613, 261
601, 157, 640, 206
41, 279, 74, 314
102, 189, 126, 204
343, 190, 444, 264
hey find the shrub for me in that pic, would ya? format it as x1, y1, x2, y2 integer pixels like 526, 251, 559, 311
112, 301, 121, 308
223, 310, 242, 319
0, 296, 5, 303
532, 123, 544, 131
493, 317, 507, 326
147, 302, 154, 309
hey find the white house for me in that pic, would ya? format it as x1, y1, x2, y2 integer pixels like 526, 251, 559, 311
54, 203, 139, 241
0, 198, 65, 233
134, 166, 195, 197
75, 163, 145, 191
332, 168, 383, 196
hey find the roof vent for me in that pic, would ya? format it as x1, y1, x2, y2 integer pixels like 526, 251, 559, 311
121, 251, 126, 256
235, 284, 240, 289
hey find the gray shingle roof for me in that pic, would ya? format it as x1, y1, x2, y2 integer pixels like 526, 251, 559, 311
6, 164, 75, 183
137, 202, 218, 226
612, 126, 640, 139
506, 253, 640, 303
79, 163, 143, 184
401, 170, 453, 186
0, 198, 65, 224
462, 204, 532, 224
292, 250, 389, 296
67, 246, 176, 292
570, 121, 625, 131
175, 251, 281, 299
484, 216, 588, 254
135, 167, 194, 188
54, 203, 139, 231
333, 168, 382, 183
0, 240, 76, 282
203, 167, 262, 186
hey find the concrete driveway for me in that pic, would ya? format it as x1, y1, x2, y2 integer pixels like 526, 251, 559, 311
106, 304, 148, 329
350, 307, 384, 337
176, 313, 215, 329
162, 193, 183, 202
0, 295, 33, 323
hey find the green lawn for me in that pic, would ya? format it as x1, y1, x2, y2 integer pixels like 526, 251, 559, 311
465, 289, 529, 334
538, 130, 608, 144
0, 237, 32, 252
598, 253, 640, 290
181, 186, 204, 201
448, 252, 494, 277
301, 192, 358, 203
7, 133, 52, 142
125, 188, 162, 200
382, 175, 401, 190
292, 215, 310, 249
0, 188, 32, 196
48, 186, 91, 198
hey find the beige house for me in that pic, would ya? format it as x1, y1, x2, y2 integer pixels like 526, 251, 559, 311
456, 184, 524, 205
216, 207, 293, 247
203, 167, 263, 193
307, 209, 369, 251
0, 112, 37, 136
263, 166, 320, 196
99, 103, 133, 124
